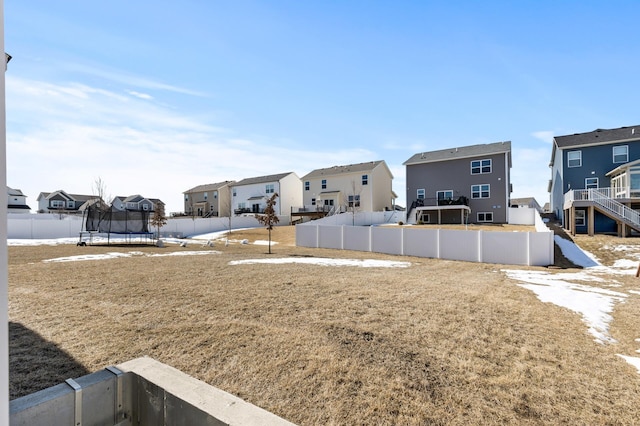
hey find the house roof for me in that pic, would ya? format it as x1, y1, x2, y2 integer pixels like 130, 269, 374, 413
403, 141, 512, 166
554, 125, 640, 149
37, 190, 94, 202
302, 161, 387, 180
233, 172, 295, 187
509, 197, 539, 206
184, 181, 235, 194
7, 187, 25, 197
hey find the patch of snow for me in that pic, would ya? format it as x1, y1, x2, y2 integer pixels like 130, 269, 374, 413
253, 240, 278, 246
554, 236, 600, 268
229, 258, 411, 268
43, 250, 221, 262
503, 269, 627, 344
617, 354, 640, 374
629, 290, 640, 295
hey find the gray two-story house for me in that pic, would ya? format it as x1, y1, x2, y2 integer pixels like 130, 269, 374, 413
404, 141, 512, 224
183, 181, 234, 217
549, 125, 640, 236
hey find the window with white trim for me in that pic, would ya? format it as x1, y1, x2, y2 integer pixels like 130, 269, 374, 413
50, 200, 64, 208
575, 210, 585, 226
567, 150, 582, 168
321, 179, 327, 189
232, 188, 236, 197
471, 184, 490, 199
613, 145, 628, 163
311, 198, 316, 206
417, 188, 425, 200
66, 201, 75, 208
304, 181, 310, 191
266, 184, 275, 194
477, 212, 493, 222
585, 177, 598, 189
204, 192, 208, 200
213, 191, 218, 199
348, 195, 360, 207
362, 175, 368, 185
471, 159, 492, 174
436, 190, 453, 201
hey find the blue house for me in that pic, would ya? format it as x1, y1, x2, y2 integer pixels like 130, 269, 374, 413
549, 125, 640, 236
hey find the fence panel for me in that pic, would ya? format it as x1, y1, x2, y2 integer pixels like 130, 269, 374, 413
371, 227, 403, 255
295, 225, 318, 247
343, 226, 371, 252
318, 225, 343, 249
529, 232, 554, 266
437, 229, 480, 263
481, 231, 529, 265
403, 228, 439, 258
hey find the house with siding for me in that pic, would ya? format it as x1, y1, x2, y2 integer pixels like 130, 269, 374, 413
549, 125, 640, 236
183, 181, 234, 217
7, 187, 31, 213
509, 197, 542, 212
231, 172, 301, 216
404, 142, 512, 224
112, 195, 163, 212
36, 190, 96, 214
300, 161, 395, 215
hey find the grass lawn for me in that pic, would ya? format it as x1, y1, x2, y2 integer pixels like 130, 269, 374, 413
8, 226, 640, 425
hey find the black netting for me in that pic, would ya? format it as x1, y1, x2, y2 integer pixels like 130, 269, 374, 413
84, 206, 150, 234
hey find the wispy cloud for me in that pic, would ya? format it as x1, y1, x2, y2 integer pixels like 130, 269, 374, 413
532, 130, 555, 144
6, 76, 377, 213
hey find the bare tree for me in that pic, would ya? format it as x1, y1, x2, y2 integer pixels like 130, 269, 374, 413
150, 202, 167, 239
343, 180, 362, 225
92, 176, 111, 207
256, 193, 279, 254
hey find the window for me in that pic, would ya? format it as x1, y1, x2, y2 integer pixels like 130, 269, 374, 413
238, 202, 245, 209
417, 189, 425, 200
348, 195, 361, 207
204, 192, 208, 200
66, 201, 75, 208
266, 184, 275, 194
585, 177, 598, 189
362, 175, 368, 185
613, 145, 628, 163
233, 188, 236, 197
142, 204, 149, 211
304, 181, 310, 191
321, 179, 327, 189
477, 212, 493, 222
567, 150, 582, 168
213, 191, 218, 199
575, 210, 585, 226
50, 200, 64, 208
311, 198, 316, 206
471, 184, 490, 199
471, 159, 492, 174
185, 194, 189, 201
436, 190, 453, 201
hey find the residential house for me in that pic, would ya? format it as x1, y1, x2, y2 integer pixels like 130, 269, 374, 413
7, 187, 31, 213
509, 197, 542, 212
231, 172, 302, 216
300, 161, 395, 214
37, 190, 96, 214
404, 141, 512, 224
112, 195, 163, 212
549, 125, 640, 236
183, 181, 234, 217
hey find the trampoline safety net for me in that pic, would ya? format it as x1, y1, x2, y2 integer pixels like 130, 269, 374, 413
84, 205, 151, 234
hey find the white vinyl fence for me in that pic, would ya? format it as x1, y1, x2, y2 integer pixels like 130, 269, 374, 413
296, 224, 554, 266
7, 214, 289, 239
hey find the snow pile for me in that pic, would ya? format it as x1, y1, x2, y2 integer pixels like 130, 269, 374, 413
229, 258, 410, 268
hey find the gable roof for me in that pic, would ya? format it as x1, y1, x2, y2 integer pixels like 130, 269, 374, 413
37, 190, 94, 202
233, 172, 295, 187
184, 181, 234, 194
302, 160, 388, 180
7, 187, 25, 197
554, 125, 640, 149
403, 141, 511, 166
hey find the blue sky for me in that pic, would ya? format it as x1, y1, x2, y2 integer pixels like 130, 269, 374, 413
5, 1, 640, 214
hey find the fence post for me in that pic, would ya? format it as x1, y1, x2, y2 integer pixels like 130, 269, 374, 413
477, 230, 483, 263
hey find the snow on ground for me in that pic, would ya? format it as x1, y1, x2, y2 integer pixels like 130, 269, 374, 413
504, 235, 640, 372
43, 251, 221, 263
229, 258, 410, 268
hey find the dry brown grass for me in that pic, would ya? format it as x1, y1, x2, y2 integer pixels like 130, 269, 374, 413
8, 226, 640, 425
